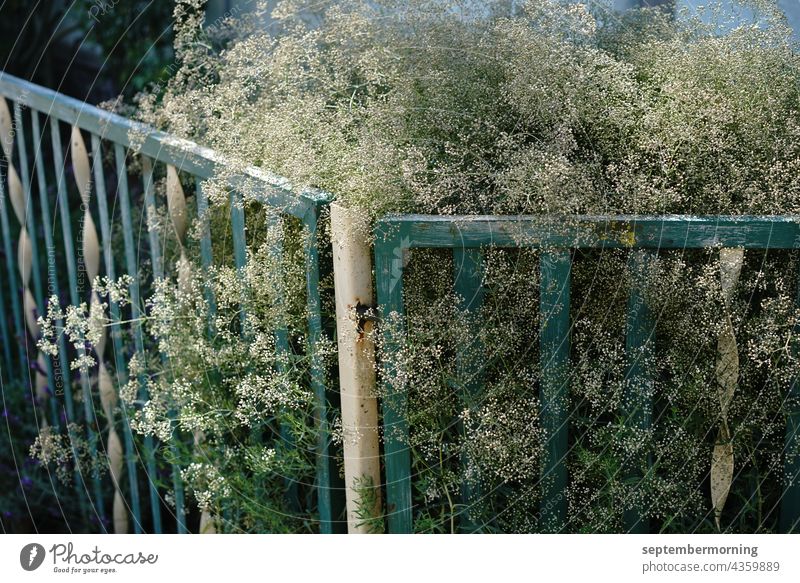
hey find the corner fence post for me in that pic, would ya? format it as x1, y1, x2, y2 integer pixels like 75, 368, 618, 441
331, 203, 383, 533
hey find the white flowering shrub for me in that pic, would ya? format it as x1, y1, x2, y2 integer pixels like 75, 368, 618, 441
33, 191, 334, 531
126, 204, 332, 532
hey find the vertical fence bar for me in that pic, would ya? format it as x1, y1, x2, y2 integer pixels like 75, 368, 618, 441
141, 158, 163, 279
782, 394, 800, 532
229, 190, 248, 330
115, 144, 162, 533
0, 116, 11, 370
229, 191, 246, 269
780, 255, 800, 533
452, 247, 485, 533
0, 164, 25, 373
375, 228, 412, 533
92, 134, 143, 533
13, 103, 44, 317
0, 98, 26, 378
31, 111, 64, 431
141, 155, 187, 533
0, 97, 17, 380
0, 241, 11, 372
538, 249, 571, 533
195, 181, 216, 330
0, 99, 13, 382
49, 120, 79, 305
303, 207, 329, 527
193, 181, 218, 531
622, 248, 657, 534
303, 204, 346, 533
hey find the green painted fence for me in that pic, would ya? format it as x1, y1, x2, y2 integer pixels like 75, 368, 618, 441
0, 73, 345, 533
3, 73, 800, 534
374, 214, 800, 533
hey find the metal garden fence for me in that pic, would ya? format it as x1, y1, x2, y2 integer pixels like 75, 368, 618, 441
374, 215, 800, 533
2, 73, 800, 534
0, 73, 344, 534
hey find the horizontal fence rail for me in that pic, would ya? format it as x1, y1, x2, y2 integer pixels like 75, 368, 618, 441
374, 214, 800, 534
0, 73, 344, 533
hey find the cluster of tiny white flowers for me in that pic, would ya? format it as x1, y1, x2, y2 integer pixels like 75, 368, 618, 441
94, 274, 135, 306
29, 423, 106, 484
182, 462, 232, 512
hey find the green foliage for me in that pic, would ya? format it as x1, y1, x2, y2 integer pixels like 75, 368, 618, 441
0, 0, 175, 98
352, 475, 384, 533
